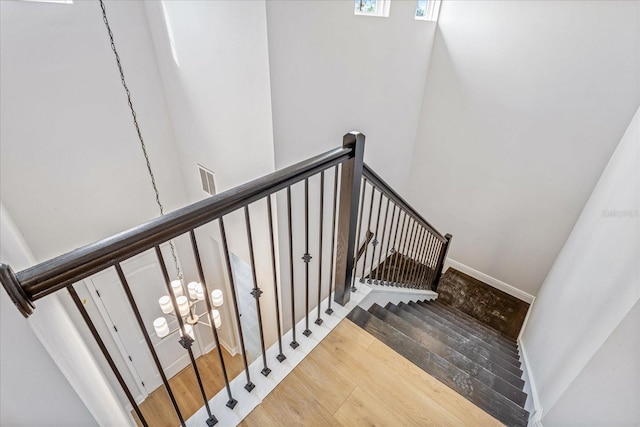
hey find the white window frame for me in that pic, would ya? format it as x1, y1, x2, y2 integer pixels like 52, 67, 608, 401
415, 0, 442, 22
354, 0, 391, 18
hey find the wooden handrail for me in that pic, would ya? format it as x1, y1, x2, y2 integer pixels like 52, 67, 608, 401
363, 164, 446, 242
1, 145, 353, 317
355, 231, 374, 262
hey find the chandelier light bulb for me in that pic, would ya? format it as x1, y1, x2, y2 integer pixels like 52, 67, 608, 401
171, 279, 183, 298
187, 281, 199, 300
211, 289, 224, 307
158, 295, 173, 314
177, 295, 190, 317
153, 317, 169, 338
195, 283, 205, 301
211, 309, 222, 329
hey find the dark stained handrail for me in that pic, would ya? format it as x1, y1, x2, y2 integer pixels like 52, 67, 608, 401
1, 146, 352, 316
363, 163, 446, 243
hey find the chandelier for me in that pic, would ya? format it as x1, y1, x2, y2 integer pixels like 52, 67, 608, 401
153, 280, 225, 339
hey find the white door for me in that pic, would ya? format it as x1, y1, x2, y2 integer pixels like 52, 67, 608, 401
87, 245, 208, 396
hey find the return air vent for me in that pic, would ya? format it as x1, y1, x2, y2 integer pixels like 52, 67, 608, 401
198, 165, 216, 196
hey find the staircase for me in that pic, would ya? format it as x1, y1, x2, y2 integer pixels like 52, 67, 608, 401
347, 299, 530, 427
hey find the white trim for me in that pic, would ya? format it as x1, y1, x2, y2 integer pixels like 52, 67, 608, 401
444, 258, 535, 303
357, 278, 438, 310
519, 339, 544, 427
85, 279, 148, 400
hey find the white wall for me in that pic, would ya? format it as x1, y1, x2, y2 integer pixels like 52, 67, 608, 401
0, 0, 189, 262
0, 0, 192, 411
266, 0, 437, 192
1, 203, 131, 426
520, 106, 639, 422
407, 0, 640, 296
144, 0, 279, 353
542, 300, 640, 426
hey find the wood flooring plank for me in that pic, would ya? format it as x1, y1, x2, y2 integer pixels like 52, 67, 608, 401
238, 404, 280, 427
258, 368, 345, 427
293, 347, 357, 414
335, 386, 417, 427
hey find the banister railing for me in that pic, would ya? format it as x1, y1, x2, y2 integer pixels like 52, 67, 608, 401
0, 132, 450, 426
1, 145, 352, 315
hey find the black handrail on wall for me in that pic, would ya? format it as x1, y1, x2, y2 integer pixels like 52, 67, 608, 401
0, 132, 451, 426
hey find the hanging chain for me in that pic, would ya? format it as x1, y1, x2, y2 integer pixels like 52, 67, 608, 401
99, 0, 182, 280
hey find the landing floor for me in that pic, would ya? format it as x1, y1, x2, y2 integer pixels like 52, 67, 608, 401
240, 319, 504, 426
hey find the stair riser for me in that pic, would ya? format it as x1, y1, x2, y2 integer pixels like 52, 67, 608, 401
347, 307, 529, 427
387, 304, 525, 389
369, 305, 527, 406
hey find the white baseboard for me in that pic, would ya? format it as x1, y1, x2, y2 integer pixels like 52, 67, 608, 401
519, 339, 544, 427
444, 258, 535, 303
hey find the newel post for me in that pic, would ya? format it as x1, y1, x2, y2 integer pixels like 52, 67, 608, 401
333, 132, 365, 306
432, 233, 452, 291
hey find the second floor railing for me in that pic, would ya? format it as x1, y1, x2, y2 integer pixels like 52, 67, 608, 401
0, 132, 451, 426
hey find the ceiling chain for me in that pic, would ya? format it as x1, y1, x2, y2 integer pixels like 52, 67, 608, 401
99, 0, 182, 280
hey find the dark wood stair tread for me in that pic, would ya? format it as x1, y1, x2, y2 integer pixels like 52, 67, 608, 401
386, 303, 525, 389
405, 302, 522, 370
347, 306, 529, 427
430, 300, 519, 348
421, 301, 520, 357
368, 304, 527, 405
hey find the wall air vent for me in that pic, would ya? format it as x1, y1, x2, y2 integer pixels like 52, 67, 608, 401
198, 165, 216, 196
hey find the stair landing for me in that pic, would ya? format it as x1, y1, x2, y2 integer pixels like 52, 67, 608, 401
240, 319, 504, 426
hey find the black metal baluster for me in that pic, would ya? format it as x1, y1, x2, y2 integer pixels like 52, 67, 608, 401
374, 197, 390, 285
424, 234, 437, 288
411, 222, 424, 287
430, 238, 445, 286
359, 185, 377, 283
351, 178, 367, 292
287, 187, 299, 349
315, 171, 325, 326
67, 284, 150, 427
244, 206, 271, 377
406, 225, 419, 288
382, 203, 398, 285
411, 227, 426, 287
219, 218, 255, 392
400, 221, 415, 288
387, 207, 402, 285
391, 211, 408, 285
155, 246, 218, 426
302, 178, 312, 337
368, 191, 384, 284
189, 231, 238, 408
416, 232, 430, 288
266, 196, 286, 362
419, 233, 433, 287
416, 227, 429, 287
403, 220, 416, 288
424, 234, 438, 286
326, 165, 339, 315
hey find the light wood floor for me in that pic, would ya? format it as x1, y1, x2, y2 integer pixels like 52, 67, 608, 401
133, 346, 244, 427
240, 320, 504, 427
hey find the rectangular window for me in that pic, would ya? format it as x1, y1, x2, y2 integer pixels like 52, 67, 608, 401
415, 0, 441, 21
354, 0, 390, 18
